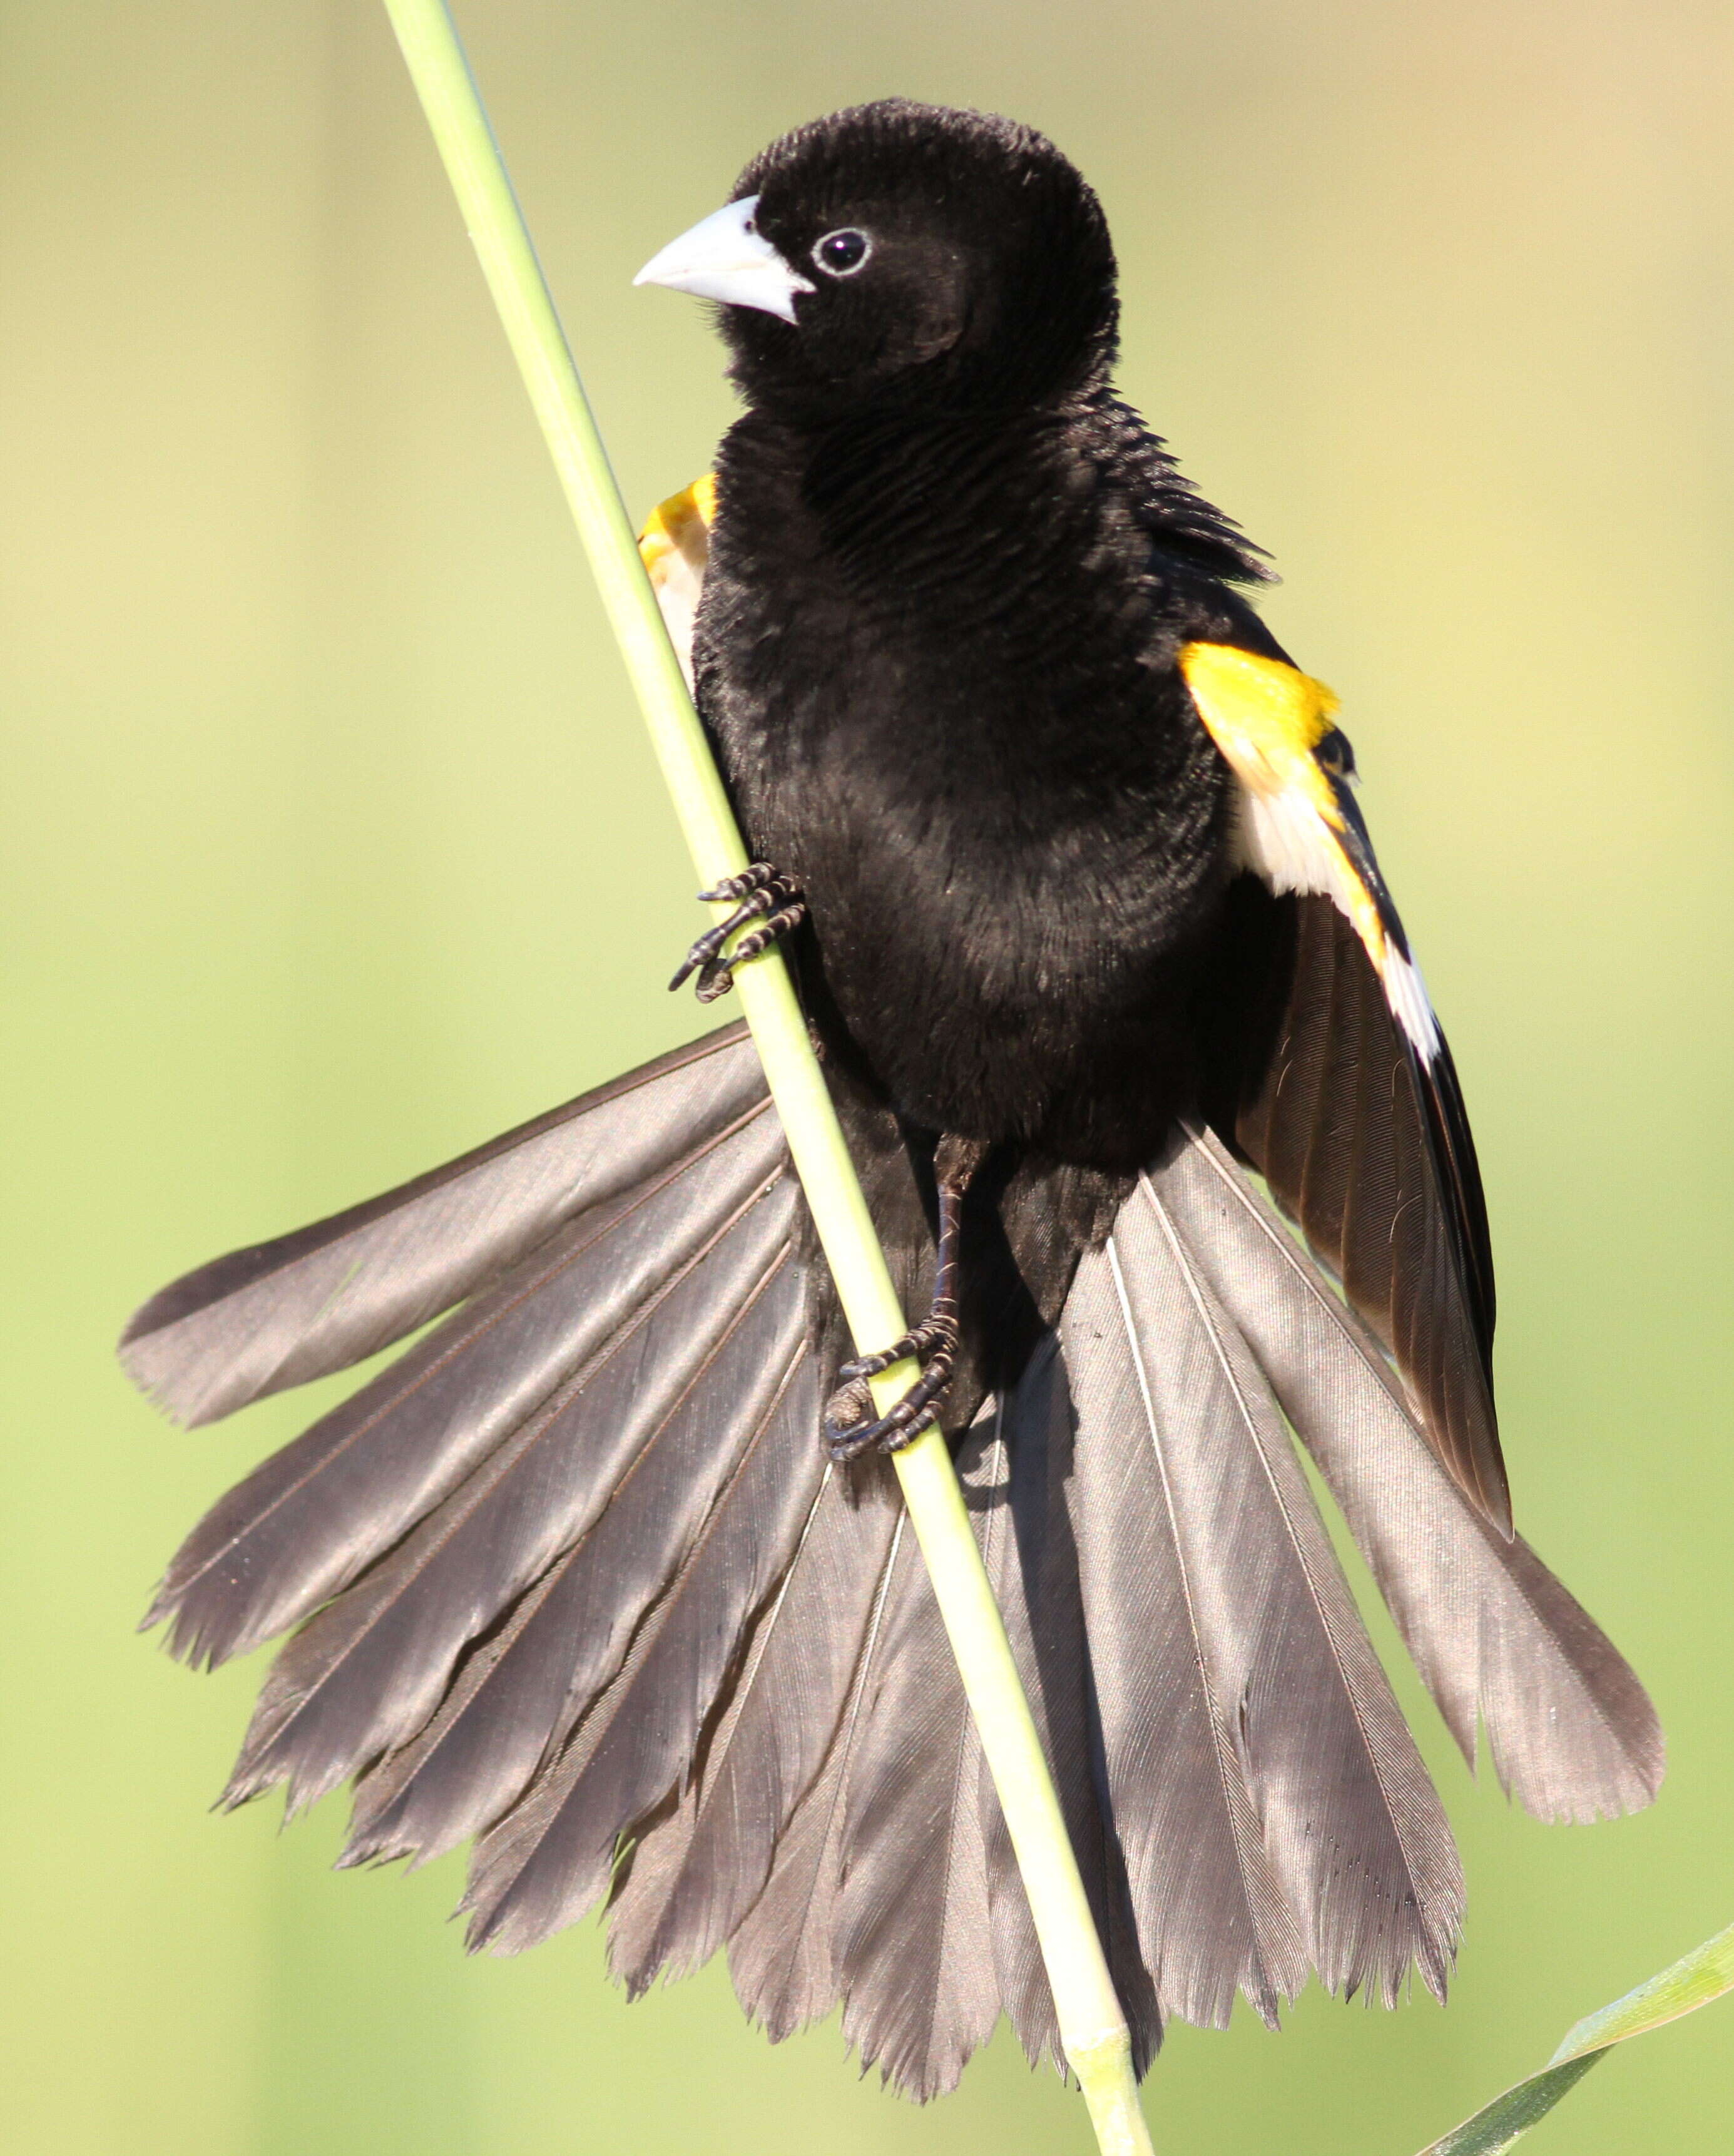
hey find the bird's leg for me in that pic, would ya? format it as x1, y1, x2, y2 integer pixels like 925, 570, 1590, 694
668, 861, 807, 1004
825, 1135, 989, 1461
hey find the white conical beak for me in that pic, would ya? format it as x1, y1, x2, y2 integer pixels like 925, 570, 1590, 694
633, 195, 814, 324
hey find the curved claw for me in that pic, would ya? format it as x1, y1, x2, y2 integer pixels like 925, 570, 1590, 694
825, 1389, 944, 1461
824, 1324, 957, 1460
669, 862, 806, 1001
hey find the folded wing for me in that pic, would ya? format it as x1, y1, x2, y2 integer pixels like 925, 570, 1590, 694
1183, 640, 1506, 1531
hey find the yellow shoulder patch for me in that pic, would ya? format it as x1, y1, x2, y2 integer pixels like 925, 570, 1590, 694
1180, 640, 1403, 996
1178, 641, 1340, 797
638, 473, 717, 581
638, 474, 717, 690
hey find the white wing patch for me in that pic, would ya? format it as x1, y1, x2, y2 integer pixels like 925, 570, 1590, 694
639, 474, 716, 688
1181, 641, 1441, 1061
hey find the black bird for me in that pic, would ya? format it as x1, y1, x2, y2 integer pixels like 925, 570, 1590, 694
123, 101, 1661, 2101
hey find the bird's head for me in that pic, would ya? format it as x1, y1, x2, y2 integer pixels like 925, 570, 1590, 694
635, 101, 1118, 419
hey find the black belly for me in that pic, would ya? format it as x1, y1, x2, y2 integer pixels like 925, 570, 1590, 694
705, 672, 1233, 1169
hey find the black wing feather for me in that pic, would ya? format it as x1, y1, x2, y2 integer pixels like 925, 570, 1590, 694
1231, 891, 1509, 1531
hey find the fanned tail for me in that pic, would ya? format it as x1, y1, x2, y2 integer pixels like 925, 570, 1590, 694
123, 1030, 1660, 2104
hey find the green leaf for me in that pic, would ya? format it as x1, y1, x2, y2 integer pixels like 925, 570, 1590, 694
1417, 1921, 1734, 2155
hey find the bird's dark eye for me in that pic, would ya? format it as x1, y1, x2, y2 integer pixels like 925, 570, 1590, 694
812, 228, 872, 277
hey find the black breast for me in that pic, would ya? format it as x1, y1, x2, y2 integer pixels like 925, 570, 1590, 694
694, 399, 1270, 1170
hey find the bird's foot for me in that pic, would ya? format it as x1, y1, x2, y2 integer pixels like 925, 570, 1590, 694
824, 1310, 960, 1461
823, 1133, 986, 1462
668, 861, 805, 1004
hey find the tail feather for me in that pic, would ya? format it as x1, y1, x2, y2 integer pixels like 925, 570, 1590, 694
121, 1023, 763, 1426
977, 1339, 1161, 2078
1151, 1127, 1663, 1822
1061, 1235, 1310, 2028
831, 1407, 1006, 2099
340, 1239, 808, 1871
459, 1342, 823, 1954
604, 1461, 904, 1996
723, 1486, 909, 2043
220, 1161, 796, 1812
630, 1353, 1155, 2100
1069, 1184, 1465, 2018
1123, 1175, 1463, 2004
145, 1095, 783, 1670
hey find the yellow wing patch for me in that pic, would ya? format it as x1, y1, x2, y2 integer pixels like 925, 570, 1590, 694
1180, 641, 1340, 789
639, 474, 717, 688
1181, 640, 1438, 1055
638, 473, 717, 576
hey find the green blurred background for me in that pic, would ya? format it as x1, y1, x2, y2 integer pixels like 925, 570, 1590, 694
3, 2, 1730, 2150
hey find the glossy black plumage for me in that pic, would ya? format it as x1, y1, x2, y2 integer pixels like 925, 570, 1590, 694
698, 392, 1275, 1170
125, 98, 1661, 2101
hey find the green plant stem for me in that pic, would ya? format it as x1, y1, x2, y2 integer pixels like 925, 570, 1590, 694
379, 4, 1151, 2149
